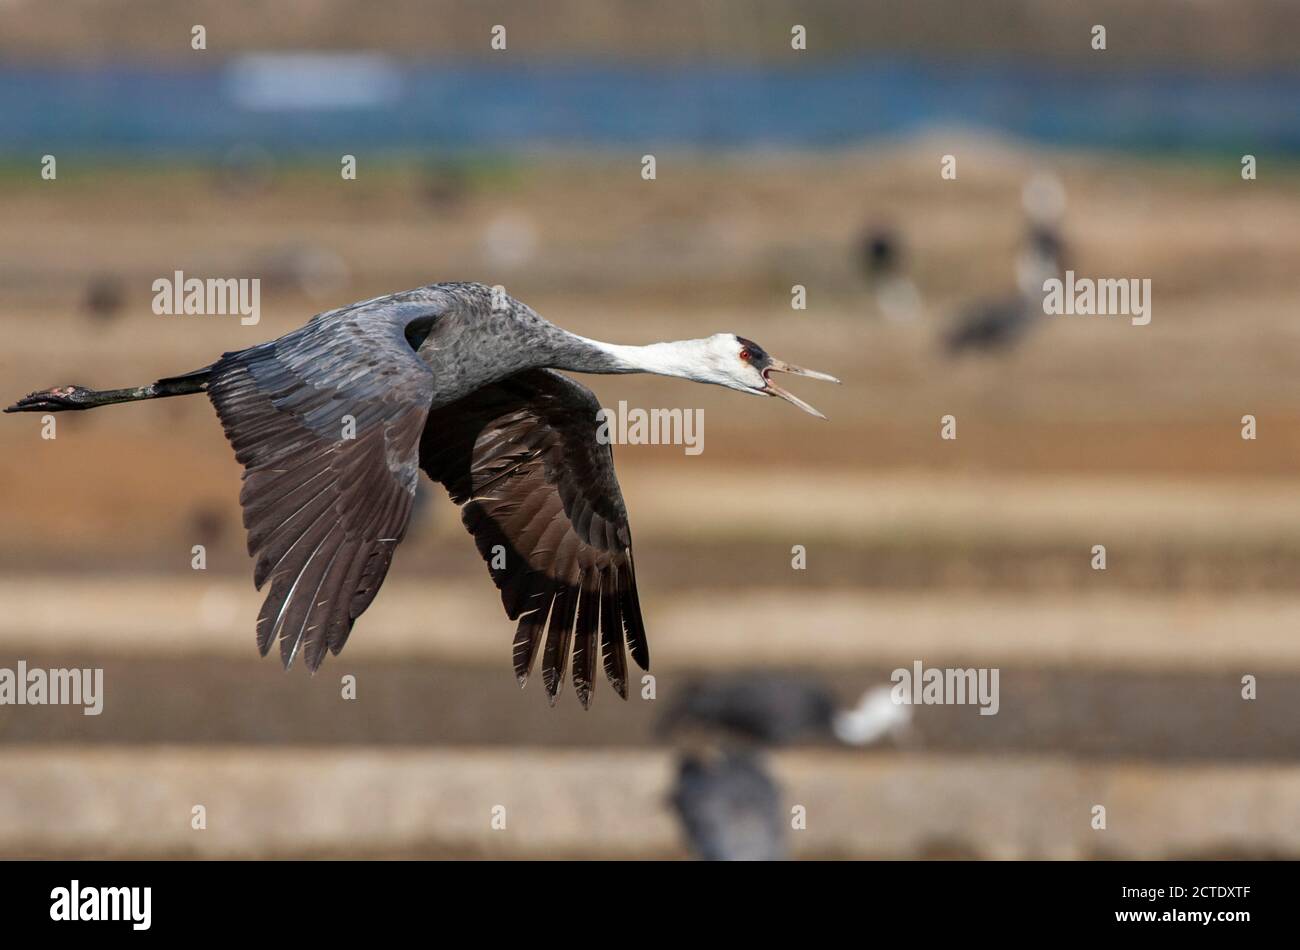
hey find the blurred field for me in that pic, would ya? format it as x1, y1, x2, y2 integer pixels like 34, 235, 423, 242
8, 747, 1300, 860
1, 137, 1299, 858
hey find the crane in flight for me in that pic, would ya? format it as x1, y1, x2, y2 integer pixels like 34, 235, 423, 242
7, 282, 838, 708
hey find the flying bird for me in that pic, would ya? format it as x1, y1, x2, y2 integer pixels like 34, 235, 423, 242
6, 282, 838, 707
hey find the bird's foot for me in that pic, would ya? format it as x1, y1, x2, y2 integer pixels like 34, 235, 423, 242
4, 385, 97, 413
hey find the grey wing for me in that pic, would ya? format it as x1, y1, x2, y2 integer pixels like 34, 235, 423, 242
419, 369, 648, 708
207, 300, 436, 671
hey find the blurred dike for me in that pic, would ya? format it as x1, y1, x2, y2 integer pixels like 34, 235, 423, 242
1, 0, 1298, 67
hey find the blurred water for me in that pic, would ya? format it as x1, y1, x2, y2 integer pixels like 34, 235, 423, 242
2, 56, 1297, 156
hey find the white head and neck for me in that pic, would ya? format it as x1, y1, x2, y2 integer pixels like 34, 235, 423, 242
561, 332, 840, 419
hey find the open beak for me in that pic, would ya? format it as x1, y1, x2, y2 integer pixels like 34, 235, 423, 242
761, 359, 841, 419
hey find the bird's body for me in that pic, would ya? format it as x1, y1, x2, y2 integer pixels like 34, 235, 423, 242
8, 282, 837, 708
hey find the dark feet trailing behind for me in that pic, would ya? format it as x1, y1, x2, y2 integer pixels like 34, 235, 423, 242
5, 370, 212, 413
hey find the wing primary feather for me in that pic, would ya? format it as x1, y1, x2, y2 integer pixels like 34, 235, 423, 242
572, 583, 601, 710
541, 582, 579, 705
512, 593, 553, 686
282, 526, 346, 671
621, 561, 650, 671
599, 570, 628, 699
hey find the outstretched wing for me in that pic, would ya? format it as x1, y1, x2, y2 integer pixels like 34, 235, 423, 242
420, 369, 648, 708
207, 302, 435, 671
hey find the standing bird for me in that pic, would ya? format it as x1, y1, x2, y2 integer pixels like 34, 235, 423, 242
942, 227, 1064, 356
943, 173, 1067, 357
858, 223, 922, 323
670, 749, 786, 861
6, 283, 838, 708
661, 674, 909, 860
659, 673, 911, 747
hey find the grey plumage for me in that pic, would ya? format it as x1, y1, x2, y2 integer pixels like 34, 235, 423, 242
204, 283, 645, 704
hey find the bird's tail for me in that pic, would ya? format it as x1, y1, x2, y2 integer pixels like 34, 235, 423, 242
4, 365, 213, 414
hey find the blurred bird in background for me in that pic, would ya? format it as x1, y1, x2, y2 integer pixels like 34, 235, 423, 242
942, 172, 1067, 356
670, 749, 786, 862
858, 222, 923, 322
82, 274, 126, 324
662, 672, 911, 859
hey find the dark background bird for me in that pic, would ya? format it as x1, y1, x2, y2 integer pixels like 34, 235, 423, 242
858, 223, 923, 322
669, 749, 786, 861
660, 672, 912, 747
659, 672, 839, 745
82, 274, 126, 324
661, 672, 910, 860
943, 173, 1067, 356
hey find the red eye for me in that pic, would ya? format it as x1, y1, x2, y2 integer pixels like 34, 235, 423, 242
739, 348, 752, 362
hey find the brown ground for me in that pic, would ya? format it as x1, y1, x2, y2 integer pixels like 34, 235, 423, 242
3, 140, 1300, 558
1, 141, 1298, 857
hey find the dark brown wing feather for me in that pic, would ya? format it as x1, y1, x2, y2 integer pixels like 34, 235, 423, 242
420, 369, 648, 708
207, 308, 434, 671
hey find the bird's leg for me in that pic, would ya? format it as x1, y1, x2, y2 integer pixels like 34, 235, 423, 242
5, 372, 209, 413
5, 384, 152, 413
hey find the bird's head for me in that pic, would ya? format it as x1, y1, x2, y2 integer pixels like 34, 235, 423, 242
688, 333, 840, 419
